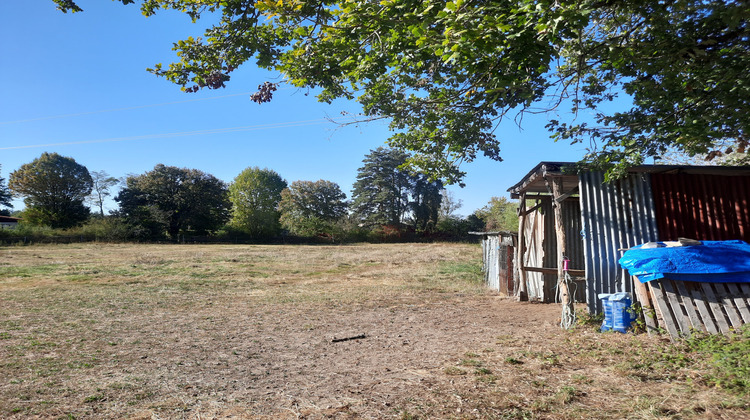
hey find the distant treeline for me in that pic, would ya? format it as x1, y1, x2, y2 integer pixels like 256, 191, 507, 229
0, 148, 517, 244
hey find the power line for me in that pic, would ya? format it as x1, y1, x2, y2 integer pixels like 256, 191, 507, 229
0, 91, 259, 125
0, 118, 341, 151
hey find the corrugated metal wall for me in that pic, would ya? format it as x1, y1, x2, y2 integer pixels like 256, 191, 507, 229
479, 233, 515, 296
651, 173, 750, 242
579, 172, 660, 313
481, 235, 500, 291
562, 199, 586, 302
541, 199, 556, 302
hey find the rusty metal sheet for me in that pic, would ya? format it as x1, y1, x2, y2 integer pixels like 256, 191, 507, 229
650, 173, 750, 243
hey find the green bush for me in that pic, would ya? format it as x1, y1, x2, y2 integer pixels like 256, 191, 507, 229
0, 217, 134, 244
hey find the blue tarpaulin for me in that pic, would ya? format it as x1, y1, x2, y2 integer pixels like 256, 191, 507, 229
618, 240, 750, 283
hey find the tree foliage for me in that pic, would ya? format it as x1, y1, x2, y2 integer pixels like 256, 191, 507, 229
656, 146, 750, 166
87, 170, 121, 217
0, 165, 12, 212
475, 196, 518, 232
351, 148, 414, 227
116, 164, 230, 240
351, 147, 442, 231
228, 167, 287, 238
409, 176, 443, 232
278, 179, 348, 237
8, 152, 93, 228
55, 0, 750, 181
438, 189, 462, 221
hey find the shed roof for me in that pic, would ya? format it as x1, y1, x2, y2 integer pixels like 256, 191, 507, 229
507, 162, 579, 198
507, 162, 750, 198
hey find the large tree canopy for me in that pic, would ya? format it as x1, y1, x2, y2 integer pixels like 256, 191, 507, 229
228, 167, 287, 238
57, 0, 750, 181
278, 179, 348, 237
351, 147, 442, 230
9, 152, 93, 228
116, 164, 230, 239
351, 148, 413, 227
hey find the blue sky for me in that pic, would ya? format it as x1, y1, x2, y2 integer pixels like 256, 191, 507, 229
1, 1, 592, 216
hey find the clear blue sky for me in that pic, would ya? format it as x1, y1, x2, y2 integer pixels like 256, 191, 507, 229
1, 1, 592, 216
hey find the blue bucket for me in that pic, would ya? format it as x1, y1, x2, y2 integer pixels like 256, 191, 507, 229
599, 292, 634, 333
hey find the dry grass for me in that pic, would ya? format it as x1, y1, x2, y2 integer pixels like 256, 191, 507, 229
0, 243, 747, 419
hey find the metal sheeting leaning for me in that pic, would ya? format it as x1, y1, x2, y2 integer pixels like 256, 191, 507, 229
477, 233, 516, 296
482, 235, 501, 291
579, 172, 660, 313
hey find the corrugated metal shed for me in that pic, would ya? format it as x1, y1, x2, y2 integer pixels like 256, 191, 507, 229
507, 162, 750, 315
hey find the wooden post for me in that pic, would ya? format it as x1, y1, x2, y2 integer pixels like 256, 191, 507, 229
548, 177, 574, 327
516, 193, 528, 301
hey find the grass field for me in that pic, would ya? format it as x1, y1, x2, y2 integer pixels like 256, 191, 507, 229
0, 243, 748, 419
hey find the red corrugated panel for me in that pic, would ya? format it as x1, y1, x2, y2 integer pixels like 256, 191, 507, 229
651, 174, 750, 242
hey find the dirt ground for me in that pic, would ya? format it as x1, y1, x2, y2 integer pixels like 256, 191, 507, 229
108, 297, 562, 419
0, 243, 747, 419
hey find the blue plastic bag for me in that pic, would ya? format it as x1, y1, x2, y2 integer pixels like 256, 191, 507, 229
599, 292, 634, 333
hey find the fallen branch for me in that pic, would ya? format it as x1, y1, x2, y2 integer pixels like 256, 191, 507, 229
331, 334, 366, 343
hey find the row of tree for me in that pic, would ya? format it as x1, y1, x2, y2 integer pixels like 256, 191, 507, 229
0, 149, 517, 242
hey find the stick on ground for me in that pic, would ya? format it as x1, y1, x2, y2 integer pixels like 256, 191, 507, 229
331, 334, 366, 343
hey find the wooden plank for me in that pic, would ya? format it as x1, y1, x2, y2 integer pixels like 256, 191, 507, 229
521, 202, 543, 217
739, 283, 750, 298
673, 280, 706, 333
713, 283, 744, 329
701, 283, 732, 334
554, 186, 579, 203
522, 267, 585, 276
689, 284, 719, 335
726, 283, 750, 324
632, 276, 658, 335
739, 283, 750, 320
662, 279, 692, 335
646, 282, 667, 333
648, 281, 680, 339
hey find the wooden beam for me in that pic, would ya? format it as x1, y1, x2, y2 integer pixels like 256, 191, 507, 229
521, 202, 543, 217
523, 267, 584, 277
554, 186, 579, 203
